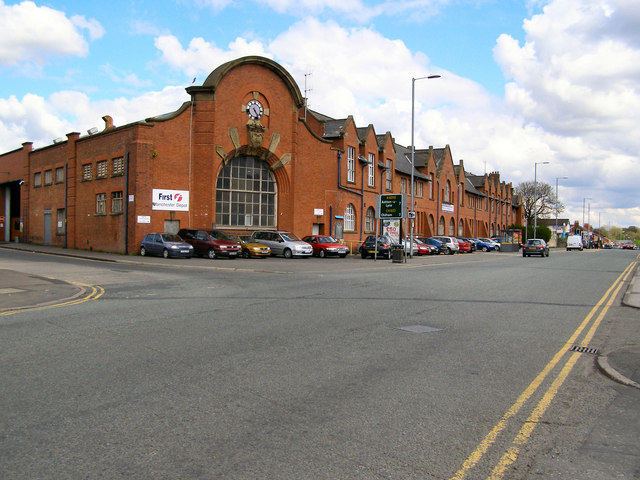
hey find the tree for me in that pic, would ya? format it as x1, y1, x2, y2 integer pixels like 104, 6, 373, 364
515, 181, 564, 227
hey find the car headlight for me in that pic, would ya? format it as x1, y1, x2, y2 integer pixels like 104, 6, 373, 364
170, 245, 178, 249
327, 247, 338, 252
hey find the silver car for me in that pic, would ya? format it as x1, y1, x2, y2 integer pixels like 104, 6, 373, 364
250, 230, 313, 258
432, 236, 460, 255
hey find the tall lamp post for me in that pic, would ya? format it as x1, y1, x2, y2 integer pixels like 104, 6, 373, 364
533, 161, 549, 238
410, 74, 440, 257
555, 176, 568, 244
582, 197, 592, 231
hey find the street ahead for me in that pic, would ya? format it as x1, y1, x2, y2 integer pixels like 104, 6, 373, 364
1, 248, 639, 479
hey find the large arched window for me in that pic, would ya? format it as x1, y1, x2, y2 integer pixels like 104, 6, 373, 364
445, 181, 451, 203
345, 204, 356, 231
458, 219, 464, 236
438, 216, 445, 235
216, 156, 276, 228
449, 218, 455, 235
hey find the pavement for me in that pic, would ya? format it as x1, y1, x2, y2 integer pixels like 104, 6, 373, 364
1, 241, 639, 389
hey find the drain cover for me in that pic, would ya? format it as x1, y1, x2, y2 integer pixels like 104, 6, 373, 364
570, 345, 599, 355
397, 325, 442, 333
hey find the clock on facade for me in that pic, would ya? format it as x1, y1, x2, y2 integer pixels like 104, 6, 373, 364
246, 99, 264, 120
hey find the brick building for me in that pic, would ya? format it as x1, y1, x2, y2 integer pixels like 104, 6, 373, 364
0, 56, 522, 254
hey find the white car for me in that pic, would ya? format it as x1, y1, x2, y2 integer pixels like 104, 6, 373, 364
432, 236, 460, 255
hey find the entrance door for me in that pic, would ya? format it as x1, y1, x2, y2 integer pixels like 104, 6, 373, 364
43, 210, 51, 245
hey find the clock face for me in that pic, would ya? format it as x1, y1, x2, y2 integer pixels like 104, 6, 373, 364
246, 99, 264, 120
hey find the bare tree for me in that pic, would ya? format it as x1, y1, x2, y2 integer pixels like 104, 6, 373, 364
515, 181, 564, 226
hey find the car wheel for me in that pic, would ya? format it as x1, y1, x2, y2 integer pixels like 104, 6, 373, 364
243, 249, 251, 258
162, 249, 169, 259
283, 248, 293, 259
495, 246, 500, 251
208, 249, 216, 259
318, 250, 326, 258
482, 246, 488, 252
140, 246, 146, 256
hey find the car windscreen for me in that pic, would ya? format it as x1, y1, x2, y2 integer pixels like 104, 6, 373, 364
161, 234, 182, 242
282, 233, 301, 241
318, 236, 337, 243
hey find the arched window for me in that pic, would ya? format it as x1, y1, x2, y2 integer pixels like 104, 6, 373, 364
449, 218, 455, 235
438, 216, 445, 235
345, 204, 356, 231
458, 219, 464, 236
445, 181, 451, 203
428, 215, 435, 236
365, 207, 375, 233
216, 156, 276, 228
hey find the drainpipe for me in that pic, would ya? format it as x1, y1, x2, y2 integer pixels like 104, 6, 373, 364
64, 163, 68, 249
359, 156, 370, 242
124, 152, 130, 255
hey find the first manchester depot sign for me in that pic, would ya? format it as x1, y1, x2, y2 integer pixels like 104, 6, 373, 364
152, 189, 190, 212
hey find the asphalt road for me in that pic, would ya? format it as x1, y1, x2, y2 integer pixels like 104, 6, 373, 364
1, 247, 638, 479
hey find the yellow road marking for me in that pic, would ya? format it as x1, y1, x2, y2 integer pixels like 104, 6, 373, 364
450, 261, 637, 480
0, 281, 104, 316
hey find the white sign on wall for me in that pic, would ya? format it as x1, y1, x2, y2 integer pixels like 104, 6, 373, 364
152, 189, 189, 211
137, 216, 151, 224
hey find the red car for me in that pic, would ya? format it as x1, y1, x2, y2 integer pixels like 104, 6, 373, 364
413, 239, 433, 256
302, 235, 349, 258
456, 238, 472, 253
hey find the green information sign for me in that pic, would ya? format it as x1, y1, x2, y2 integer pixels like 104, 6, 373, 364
376, 194, 406, 219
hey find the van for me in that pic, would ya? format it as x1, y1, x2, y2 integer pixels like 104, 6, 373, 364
566, 235, 583, 251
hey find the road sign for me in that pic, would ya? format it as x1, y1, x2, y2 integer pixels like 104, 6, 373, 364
376, 194, 406, 219
407, 211, 416, 219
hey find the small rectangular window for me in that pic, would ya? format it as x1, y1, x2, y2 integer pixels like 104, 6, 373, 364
55, 166, 64, 184
96, 193, 106, 215
96, 160, 107, 179
112, 157, 124, 176
44, 170, 52, 186
34, 172, 42, 187
83, 164, 92, 181
111, 191, 123, 214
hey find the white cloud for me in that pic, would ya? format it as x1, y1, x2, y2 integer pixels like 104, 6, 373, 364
0, 1, 103, 66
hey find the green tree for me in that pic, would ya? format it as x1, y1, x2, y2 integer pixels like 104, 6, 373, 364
515, 181, 563, 227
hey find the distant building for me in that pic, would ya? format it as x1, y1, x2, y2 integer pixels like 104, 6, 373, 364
0, 56, 522, 253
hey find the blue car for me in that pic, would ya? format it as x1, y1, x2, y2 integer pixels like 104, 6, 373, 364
474, 238, 496, 252
418, 237, 447, 255
140, 233, 194, 258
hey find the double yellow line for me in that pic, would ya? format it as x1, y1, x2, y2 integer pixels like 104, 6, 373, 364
0, 281, 104, 316
450, 260, 637, 480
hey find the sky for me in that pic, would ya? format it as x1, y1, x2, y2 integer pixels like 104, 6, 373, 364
1, 0, 639, 229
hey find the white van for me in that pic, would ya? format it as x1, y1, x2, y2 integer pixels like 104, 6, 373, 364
566, 235, 583, 251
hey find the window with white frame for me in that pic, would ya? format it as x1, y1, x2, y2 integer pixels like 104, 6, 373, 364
368, 153, 375, 187
347, 146, 355, 183
82, 164, 92, 181
96, 193, 106, 215
385, 159, 392, 190
401, 178, 407, 194
111, 191, 123, 214
96, 160, 107, 179
429, 173, 434, 199
345, 204, 355, 231
416, 181, 423, 197
365, 206, 375, 232
112, 157, 124, 176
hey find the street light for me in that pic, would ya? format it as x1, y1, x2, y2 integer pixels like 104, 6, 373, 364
533, 161, 550, 239
555, 176, 568, 244
410, 74, 440, 258
582, 197, 592, 231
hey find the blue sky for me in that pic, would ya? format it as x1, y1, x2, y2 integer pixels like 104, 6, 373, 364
1, 0, 639, 228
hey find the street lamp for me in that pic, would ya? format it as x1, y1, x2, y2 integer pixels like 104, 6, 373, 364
410, 74, 440, 258
533, 161, 549, 239
582, 197, 592, 231
555, 176, 568, 244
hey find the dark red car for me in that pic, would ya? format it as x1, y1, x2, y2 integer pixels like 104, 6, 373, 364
456, 238, 472, 253
302, 235, 349, 258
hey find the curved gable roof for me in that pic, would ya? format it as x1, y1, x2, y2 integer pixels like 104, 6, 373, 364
202, 56, 305, 107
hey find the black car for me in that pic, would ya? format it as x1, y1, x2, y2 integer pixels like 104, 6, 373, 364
522, 238, 549, 257
359, 235, 392, 259
418, 237, 447, 255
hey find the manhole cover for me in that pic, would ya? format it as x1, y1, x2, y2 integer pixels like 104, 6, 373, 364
397, 325, 442, 333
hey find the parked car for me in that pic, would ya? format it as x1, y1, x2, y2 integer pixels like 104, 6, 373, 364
413, 238, 434, 256
302, 235, 349, 258
359, 235, 392, 259
432, 236, 459, 255
458, 237, 477, 252
400, 239, 419, 256
226, 233, 271, 258
251, 230, 313, 258
456, 238, 472, 253
474, 238, 496, 252
523, 238, 549, 257
140, 233, 194, 258
479, 237, 501, 251
418, 237, 447, 255
566, 234, 584, 251
178, 228, 241, 259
